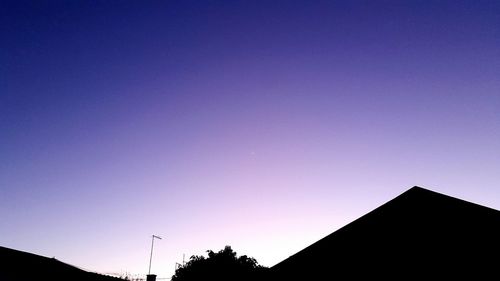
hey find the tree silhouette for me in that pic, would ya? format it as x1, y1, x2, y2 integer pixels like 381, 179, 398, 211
171, 246, 268, 281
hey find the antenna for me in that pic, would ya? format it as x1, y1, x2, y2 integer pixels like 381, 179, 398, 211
148, 235, 162, 275
175, 253, 186, 271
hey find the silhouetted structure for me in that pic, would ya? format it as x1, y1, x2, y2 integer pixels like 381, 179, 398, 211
0, 246, 123, 281
270, 186, 500, 279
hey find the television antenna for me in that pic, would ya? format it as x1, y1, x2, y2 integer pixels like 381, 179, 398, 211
148, 235, 162, 275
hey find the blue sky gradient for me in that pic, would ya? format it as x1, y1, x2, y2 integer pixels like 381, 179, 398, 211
1, 0, 500, 278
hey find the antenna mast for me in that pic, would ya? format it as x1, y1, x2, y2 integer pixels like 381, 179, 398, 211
148, 235, 162, 275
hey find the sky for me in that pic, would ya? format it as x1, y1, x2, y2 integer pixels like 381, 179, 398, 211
1, 0, 500, 279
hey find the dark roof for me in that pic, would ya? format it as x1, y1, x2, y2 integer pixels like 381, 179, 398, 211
271, 186, 500, 279
0, 246, 123, 281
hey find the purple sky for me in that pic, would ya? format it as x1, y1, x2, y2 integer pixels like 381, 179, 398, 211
1, 0, 500, 278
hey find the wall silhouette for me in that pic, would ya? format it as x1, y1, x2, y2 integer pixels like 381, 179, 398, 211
0, 246, 123, 281
270, 186, 500, 279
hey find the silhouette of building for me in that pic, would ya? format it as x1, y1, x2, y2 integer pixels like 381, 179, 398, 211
270, 186, 500, 279
0, 246, 123, 281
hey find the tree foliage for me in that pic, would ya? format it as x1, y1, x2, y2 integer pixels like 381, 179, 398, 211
171, 246, 268, 281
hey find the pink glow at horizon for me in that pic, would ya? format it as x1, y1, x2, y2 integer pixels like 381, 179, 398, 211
1, 0, 500, 279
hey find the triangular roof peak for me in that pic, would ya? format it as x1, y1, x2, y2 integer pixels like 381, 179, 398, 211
404, 185, 443, 194
271, 185, 500, 279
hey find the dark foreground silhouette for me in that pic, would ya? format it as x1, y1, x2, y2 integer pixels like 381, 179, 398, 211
0, 246, 123, 281
270, 186, 500, 279
171, 246, 268, 281
3, 186, 499, 280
